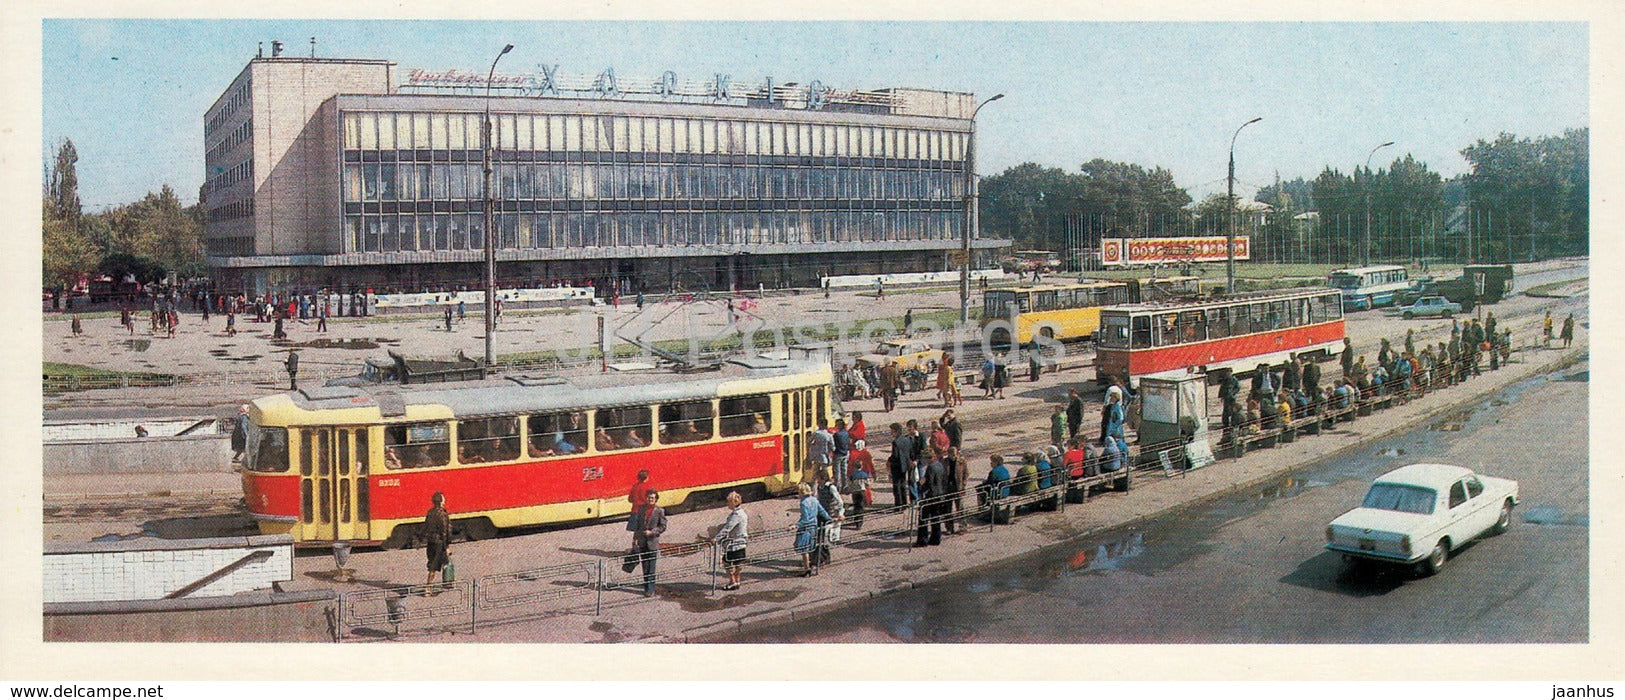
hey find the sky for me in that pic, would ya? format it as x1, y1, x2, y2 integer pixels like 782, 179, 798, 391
41, 20, 1588, 210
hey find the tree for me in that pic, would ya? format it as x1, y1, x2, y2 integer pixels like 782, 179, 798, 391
42, 204, 96, 289
97, 253, 168, 285
47, 139, 80, 223
979, 159, 1194, 250
1460, 129, 1588, 260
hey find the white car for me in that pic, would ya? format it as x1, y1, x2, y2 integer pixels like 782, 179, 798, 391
1325, 463, 1519, 576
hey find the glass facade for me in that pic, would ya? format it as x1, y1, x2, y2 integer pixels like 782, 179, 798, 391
340, 110, 969, 254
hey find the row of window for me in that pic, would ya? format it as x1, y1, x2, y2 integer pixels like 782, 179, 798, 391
246, 395, 777, 473
342, 111, 969, 162
207, 81, 251, 133
343, 161, 964, 205
207, 198, 255, 223
984, 285, 1132, 317
207, 118, 254, 163
1098, 292, 1344, 349
345, 210, 963, 253
208, 159, 253, 192
1329, 267, 1407, 290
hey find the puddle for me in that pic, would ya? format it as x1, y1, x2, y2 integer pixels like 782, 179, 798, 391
1522, 506, 1587, 526
121, 339, 151, 352
1066, 531, 1146, 573
1255, 477, 1328, 499
673, 587, 799, 613
1380, 447, 1407, 458
92, 533, 145, 542
1557, 371, 1588, 382
275, 338, 393, 350
1428, 407, 1477, 432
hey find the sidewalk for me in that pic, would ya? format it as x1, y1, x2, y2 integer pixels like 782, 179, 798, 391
287, 334, 1586, 643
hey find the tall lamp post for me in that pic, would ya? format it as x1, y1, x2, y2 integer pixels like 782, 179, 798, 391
1225, 117, 1262, 296
961, 93, 1003, 324
1362, 141, 1394, 266
482, 44, 514, 367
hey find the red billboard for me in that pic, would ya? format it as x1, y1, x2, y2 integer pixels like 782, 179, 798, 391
1101, 236, 1249, 266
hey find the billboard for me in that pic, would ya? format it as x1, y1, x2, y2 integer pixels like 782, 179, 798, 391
1100, 236, 1250, 267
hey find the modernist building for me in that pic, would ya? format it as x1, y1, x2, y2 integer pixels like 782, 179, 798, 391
203, 50, 1010, 294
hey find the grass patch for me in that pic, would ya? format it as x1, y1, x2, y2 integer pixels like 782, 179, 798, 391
43, 362, 183, 393
1523, 276, 1589, 297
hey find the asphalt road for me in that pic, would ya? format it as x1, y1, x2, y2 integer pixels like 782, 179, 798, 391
726, 357, 1589, 644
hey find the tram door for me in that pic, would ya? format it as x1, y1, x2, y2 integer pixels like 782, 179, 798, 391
299, 426, 371, 542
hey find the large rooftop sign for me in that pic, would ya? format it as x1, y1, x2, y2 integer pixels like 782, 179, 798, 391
401, 65, 900, 111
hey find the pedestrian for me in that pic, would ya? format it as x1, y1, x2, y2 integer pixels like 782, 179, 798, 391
1543, 311, 1554, 348
980, 356, 996, 398
226, 311, 236, 336
792, 483, 831, 577
626, 469, 652, 532
711, 492, 749, 590
317, 306, 327, 333
945, 446, 968, 534
888, 422, 914, 507
70, 315, 82, 336
1067, 388, 1085, 438
1301, 356, 1321, 399
1340, 338, 1354, 379
808, 418, 834, 476
876, 278, 885, 300
1101, 385, 1127, 456
134, 425, 148, 438
230, 404, 249, 462
849, 411, 867, 443
979, 455, 1012, 515
1050, 405, 1067, 448
848, 439, 874, 529
284, 349, 299, 391
814, 470, 845, 566
903, 308, 914, 335
940, 408, 962, 450
936, 353, 956, 407
878, 362, 900, 412
991, 358, 1009, 399
457, 299, 466, 320
636, 291, 644, 310
444, 307, 454, 332
832, 419, 852, 492
631, 490, 666, 596
1028, 343, 1043, 382
273, 315, 286, 340
914, 446, 951, 546
1404, 328, 1415, 358
1562, 314, 1575, 348
423, 492, 452, 590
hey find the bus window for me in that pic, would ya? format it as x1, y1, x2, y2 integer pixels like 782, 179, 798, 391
458, 416, 520, 463
595, 407, 652, 452
1179, 310, 1207, 343
660, 400, 715, 444
1035, 290, 1058, 312
384, 422, 450, 469
1131, 315, 1152, 349
1207, 306, 1230, 339
720, 395, 773, 436
528, 411, 587, 457
983, 291, 1013, 320
1015, 293, 1031, 313
247, 427, 289, 473
1099, 314, 1130, 349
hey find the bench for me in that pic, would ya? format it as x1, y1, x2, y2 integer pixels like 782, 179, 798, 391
978, 477, 1066, 524
1065, 465, 1130, 503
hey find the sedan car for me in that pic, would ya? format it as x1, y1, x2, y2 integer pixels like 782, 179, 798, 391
855, 339, 942, 373
1325, 463, 1518, 576
1397, 296, 1462, 319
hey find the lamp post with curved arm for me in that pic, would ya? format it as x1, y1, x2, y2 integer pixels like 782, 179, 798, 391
1363, 141, 1395, 266
1226, 117, 1262, 296
482, 44, 514, 367
961, 93, 1003, 324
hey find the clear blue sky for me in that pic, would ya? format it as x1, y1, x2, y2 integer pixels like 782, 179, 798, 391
42, 20, 1587, 210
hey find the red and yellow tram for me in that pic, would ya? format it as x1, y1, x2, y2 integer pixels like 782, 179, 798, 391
1093, 287, 1346, 383
239, 356, 835, 547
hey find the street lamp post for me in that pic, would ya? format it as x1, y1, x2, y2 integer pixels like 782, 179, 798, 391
482, 44, 514, 367
1226, 117, 1262, 296
1362, 141, 1395, 266
961, 93, 1003, 324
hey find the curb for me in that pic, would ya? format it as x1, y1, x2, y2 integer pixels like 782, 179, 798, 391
684, 343, 1587, 643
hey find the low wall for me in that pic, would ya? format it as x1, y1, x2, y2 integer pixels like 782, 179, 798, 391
45, 589, 335, 642
822, 269, 1008, 289
373, 286, 595, 313
44, 534, 294, 603
44, 434, 231, 475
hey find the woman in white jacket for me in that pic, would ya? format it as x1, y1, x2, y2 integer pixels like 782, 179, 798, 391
712, 492, 749, 590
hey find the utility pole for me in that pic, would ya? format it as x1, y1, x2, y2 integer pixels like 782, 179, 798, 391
960, 93, 1004, 324
481, 43, 514, 367
1226, 117, 1262, 296
1362, 141, 1394, 266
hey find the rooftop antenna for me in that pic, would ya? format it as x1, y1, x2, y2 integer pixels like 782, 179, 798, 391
271, 40, 283, 58
257, 42, 263, 58
310, 37, 316, 58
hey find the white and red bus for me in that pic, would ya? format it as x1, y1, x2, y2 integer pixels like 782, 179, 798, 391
1094, 287, 1346, 384
239, 356, 834, 547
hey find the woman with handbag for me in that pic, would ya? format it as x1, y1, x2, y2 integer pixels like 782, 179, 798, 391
790, 483, 831, 577
711, 492, 749, 590
423, 492, 452, 591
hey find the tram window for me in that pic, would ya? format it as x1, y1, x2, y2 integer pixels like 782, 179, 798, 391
1268, 301, 1287, 330
383, 422, 450, 469
1179, 310, 1207, 343
300, 430, 314, 477
356, 479, 369, 522
356, 429, 369, 475
1208, 306, 1231, 339
1155, 313, 1179, 346
594, 406, 652, 452
1130, 316, 1152, 349
248, 427, 289, 473
458, 416, 521, 464
527, 411, 587, 457
1324, 293, 1343, 319
660, 400, 715, 444
720, 395, 773, 436
300, 481, 313, 524
1249, 303, 1270, 333
1291, 298, 1308, 327
1099, 314, 1129, 349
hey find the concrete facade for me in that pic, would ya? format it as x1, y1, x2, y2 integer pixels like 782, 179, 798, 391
43, 535, 294, 603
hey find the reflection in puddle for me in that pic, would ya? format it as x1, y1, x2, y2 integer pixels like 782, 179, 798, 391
1067, 532, 1146, 573
673, 587, 800, 613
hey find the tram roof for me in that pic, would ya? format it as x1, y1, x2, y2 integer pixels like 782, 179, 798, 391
1100, 286, 1339, 313
262, 356, 830, 420
991, 280, 1128, 293
1329, 264, 1407, 275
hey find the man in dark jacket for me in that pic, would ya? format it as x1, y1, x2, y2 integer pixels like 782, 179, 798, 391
424, 492, 452, 589
1301, 357, 1321, 398
1340, 338, 1354, 379
1066, 389, 1085, 439
915, 448, 951, 547
888, 423, 914, 506
941, 409, 963, 450
1282, 354, 1301, 393
284, 349, 299, 391
632, 490, 667, 596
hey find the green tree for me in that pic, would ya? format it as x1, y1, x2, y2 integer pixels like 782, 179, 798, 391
42, 204, 97, 289
1460, 128, 1588, 260
47, 139, 80, 223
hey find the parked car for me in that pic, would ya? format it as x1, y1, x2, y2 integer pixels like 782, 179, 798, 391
855, 339, 943, 373
1325, 463, 1518, 576
1396, 296, 1462, 319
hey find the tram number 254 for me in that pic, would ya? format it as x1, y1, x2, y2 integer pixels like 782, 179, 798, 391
582, 466, 605, 481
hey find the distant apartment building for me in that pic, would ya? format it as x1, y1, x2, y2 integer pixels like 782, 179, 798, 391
202, 48, 1010, 294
